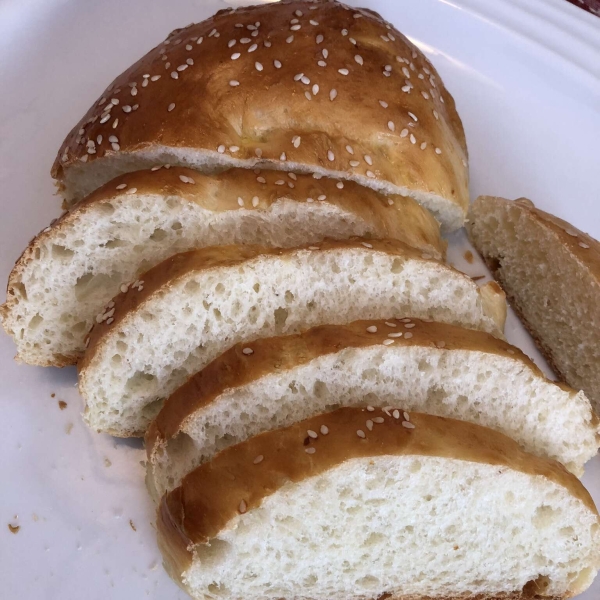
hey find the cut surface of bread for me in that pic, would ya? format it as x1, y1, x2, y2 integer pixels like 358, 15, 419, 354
468, 196, 600, 411
0, 167, 442, 367
78, 239, 505, 437
157, 408, 600, 600
146, 318, 599, 499
52, 1, 469, 231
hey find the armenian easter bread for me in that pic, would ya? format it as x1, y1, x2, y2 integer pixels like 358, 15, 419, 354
145, 318, 599, 500
156, 407, 600, 600
52, 1, 469, 231
468, 196, 600, 411
0, 166, 442, 367
78, 239, 506, 437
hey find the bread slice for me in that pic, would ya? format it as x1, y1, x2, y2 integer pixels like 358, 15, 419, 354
0, 166, 443, 367
157, 407, 600, 600
146, 318, 599, 499
78, 239, 505, 437
51, 1, 469, 231
467, 196, 600, 411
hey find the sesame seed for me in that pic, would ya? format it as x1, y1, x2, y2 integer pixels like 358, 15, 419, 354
410, 134, 416, 144
349, 160, 360, 167
177, 64, 188, 72
307, 430, 318, 439
422, 91, 430, 99
120, 284, 129, 293
305, 447, 316, 454
366, 420, 374, 431
388, 121, 395, 132
264, 40, 271, 47
367, 406, 375, 412
345, 145, 354, 155
257, 176, 266, 183
366, 325, 377, 333
402, 67, 411, 78
364, 155, 373, 165
312, 84, 319, 95
383, 339, 394, 345
388, 332, 403, 338
248, 43, 258, 52
338, 68, 349, 76
229, 80, 240, 87
217, 144, 226, 153
274, 59, 282, 68
402, 85, 411, 93
317, 194, 327, 201
310, 19, 319, 25
404, 323, 415, 329
290, 24, 301, 31
349, 38, 357, 45
320, 425, 329, 435
126, 188, 137, 195
435, 147, 442, 154
355, 55, 363, 65
329, 88, 337, 101
108, 135, 118, 143
288, 172, 297, 180
294, 72, 304, 81
420, 142, 427, 150
292, 135, 301, 148
404, 332, 413, 339
275, 180, 285, 185
230, 146, 239, 153
301, 75, 310, 85
341, 28, 348, 36
408, 112, 418, 121
357, 430, 366, 438
304, 91, 311, 101
336, 182, 344, 189
255, 61, 263, 71
373, 417, 384, 424
171, 71, 178, 79
253, 455, 264, 464
168, 103, 175, 112
316, 34, 324, 44
242, 347, 254, 355
318, 60, 327, 67
379, 100, 388, 108
116, 183, 127, 190
322, 49, 329, 59
239, 500, 247, 513
327, 150, 335, 161
385, 65, 392, 72
251, 196, 259, 207
111, 142, 120, 151
106, 317, 114, 325
280, 152, 287, 160
433, 110, 439, 120
402, 421, 416, 429
579, 242, 590, 248
385, 321, 397, 327
231, 52, 241, 60
565, 229, 579, 237
295, 9, 303, 16
286, 35, 294, 43
404, 412, 410, 421
393, 409, 400, 419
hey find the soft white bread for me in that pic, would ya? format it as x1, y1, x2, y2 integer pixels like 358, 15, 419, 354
467, 196, 600, 411
146, 318, 599, 500
0, 166, 442, 367
78, 239, 505, 437
157, 407, 600, 600
52, 1, 469, 231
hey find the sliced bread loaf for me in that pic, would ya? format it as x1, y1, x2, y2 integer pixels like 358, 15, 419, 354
0, 166, 442, 367
146, 318, 599, 499
52, 1, 469, 231
78, 239, 506, 437
157, 407, 600, 600
468, 196, 600, 411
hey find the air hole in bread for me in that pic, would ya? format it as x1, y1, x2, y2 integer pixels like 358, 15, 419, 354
171, 221, 182, 231
75, 272, 122, 301
52, 244, 74, 259
533, 505, 560, 530
150, 228, 167, 242
112, 354, 122, 365
125, 370, 156, 393
28, 314, 43, 330
253, 283, 260, 293
274, 307, 289, 330
391, 258, 404, 274
97, 202, 115, 215
185, 280, 201, 294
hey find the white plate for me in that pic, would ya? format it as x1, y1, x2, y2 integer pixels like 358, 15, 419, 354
2, 0, 599, 598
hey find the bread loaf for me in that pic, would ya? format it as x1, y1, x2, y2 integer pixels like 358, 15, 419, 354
78, 239, 505, 437
0, 166, 442, 367
52, 1, 469, 231
146, 318, 599, 499
157, 407, 600, 600
467, 195, 600, 411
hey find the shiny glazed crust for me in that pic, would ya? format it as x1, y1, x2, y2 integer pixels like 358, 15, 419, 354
156, 407, 597, 593
51, 1, 469, 230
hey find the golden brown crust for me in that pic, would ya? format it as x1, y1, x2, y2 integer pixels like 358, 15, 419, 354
78, 238, 502, 377
157, 407, 597, 552
52, 1, 468, 228
147, 318, 551, 454
2, 165, 443, 367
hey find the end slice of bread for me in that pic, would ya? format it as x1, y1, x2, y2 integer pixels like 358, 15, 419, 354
146, 318, 599, 500
157, 407, 600, 600
467, 196, 600, 411
0, 167, 443, 367
78, 239, 505, 437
